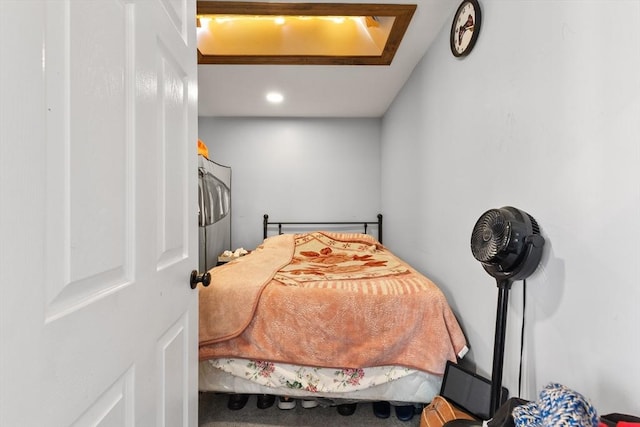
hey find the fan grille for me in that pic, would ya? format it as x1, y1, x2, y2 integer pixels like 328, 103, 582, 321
471, 209, 509, 263
527, 213, 540, 234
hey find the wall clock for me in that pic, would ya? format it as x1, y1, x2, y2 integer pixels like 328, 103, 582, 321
450, 0, 482, 57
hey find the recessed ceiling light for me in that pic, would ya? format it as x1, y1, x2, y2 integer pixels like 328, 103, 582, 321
266, 92, 284, 103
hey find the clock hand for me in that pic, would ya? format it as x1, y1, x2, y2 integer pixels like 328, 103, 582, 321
458, 26, 474, 44
457, 15, 475, 44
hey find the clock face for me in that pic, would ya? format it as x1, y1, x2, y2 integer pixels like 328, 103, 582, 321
450, 0, 481, 57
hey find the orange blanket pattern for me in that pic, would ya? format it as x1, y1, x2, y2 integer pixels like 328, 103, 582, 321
199, 232, 467, 375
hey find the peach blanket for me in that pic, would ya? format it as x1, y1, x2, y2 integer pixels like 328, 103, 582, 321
199, 232, 467, 375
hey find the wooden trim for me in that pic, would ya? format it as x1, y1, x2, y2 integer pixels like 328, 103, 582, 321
196, 2, 416, 65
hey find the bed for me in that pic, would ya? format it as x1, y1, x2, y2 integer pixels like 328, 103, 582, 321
198, 215, 468, 406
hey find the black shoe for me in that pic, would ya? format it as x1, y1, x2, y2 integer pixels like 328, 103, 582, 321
373, 401, 391, 419
337, 403, 357, 416
257, 394, 275, 409
227, 393, 249, 410
394, 404, 415, 421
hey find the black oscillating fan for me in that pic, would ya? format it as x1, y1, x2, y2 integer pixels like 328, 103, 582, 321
470, 206, 545, 417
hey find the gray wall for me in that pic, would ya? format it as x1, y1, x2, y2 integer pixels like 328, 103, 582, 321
381, 0, 640, 415
198, 0, 640, 415
198, 117, 381, 250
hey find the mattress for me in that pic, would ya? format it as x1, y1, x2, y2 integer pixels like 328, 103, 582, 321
199, 358, 444, 404
198, 231, 468, 404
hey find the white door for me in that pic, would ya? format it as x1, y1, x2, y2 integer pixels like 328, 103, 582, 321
0, 0, 199, 426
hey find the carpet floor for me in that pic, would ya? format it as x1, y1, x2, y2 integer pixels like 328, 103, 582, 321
199, 393, 423, 427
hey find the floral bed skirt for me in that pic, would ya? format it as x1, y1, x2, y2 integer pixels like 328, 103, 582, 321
199, 358, 443, 404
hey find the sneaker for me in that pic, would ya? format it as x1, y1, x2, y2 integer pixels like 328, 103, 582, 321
278, 396, 296, 410
301, 399, 318, 409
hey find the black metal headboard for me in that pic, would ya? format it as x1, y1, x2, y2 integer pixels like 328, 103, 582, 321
263, 214, 383, 244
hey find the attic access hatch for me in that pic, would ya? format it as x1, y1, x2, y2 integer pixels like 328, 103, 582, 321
196, 2, 417, 65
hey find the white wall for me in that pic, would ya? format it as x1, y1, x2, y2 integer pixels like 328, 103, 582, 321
381, 0, 640, 415
198, 117, 381, 250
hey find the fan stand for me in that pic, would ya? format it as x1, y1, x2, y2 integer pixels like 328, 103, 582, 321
490, 278, 513, 418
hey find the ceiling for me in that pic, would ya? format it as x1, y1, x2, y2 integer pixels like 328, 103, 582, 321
197, 0, 457, 118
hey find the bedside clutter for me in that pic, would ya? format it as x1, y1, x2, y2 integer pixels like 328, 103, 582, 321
510, 383, 597, 427
419, 361, 494, 427
599, 413, 640, 427
421, 396, 478, 426
423, 378, 640, 427
218, 247, 248, 263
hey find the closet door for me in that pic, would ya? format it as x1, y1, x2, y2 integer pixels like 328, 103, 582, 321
0, 0, 198, 425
